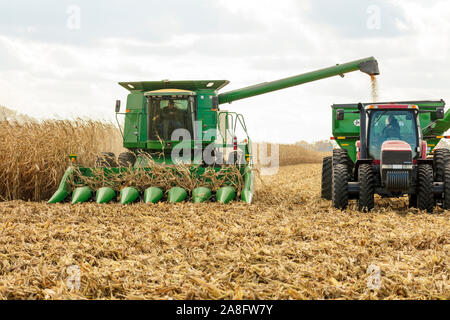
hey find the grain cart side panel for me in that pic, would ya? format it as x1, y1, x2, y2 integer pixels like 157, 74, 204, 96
331, 105, 360, 162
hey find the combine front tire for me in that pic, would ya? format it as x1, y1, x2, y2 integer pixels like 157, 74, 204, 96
443, 164, 450, 210
417, 164, 434, 213
95, 152, 117, 167
332, 164, 348, 209
321, 156, 332, 200
118, 152, 136, 167
358, 164, 375, 212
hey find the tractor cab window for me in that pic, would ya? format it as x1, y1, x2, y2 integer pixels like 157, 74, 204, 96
147, 97, 194, 140
368, 110, 418, 159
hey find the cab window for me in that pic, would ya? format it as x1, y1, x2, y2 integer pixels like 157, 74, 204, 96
368, 110, 418, 159
148, 97, 194, 140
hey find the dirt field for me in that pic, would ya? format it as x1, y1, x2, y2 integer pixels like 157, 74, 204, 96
0, 163, 448, 300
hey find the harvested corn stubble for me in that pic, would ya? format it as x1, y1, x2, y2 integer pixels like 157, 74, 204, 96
0, 164, 448, 300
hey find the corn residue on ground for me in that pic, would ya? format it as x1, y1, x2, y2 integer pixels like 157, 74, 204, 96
0, 164, 448, 300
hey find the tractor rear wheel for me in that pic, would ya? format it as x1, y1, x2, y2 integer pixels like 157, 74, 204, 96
443, 164, 450, 210
417, 164, 434, 213
358, 164, 375, 212
433, 148, 450, 182
118, 152, 136, 167
95, 152, 117, 167
332, 164, 348, 209
321, 156, 332, 200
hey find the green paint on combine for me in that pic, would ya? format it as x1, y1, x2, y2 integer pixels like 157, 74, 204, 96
49, 57, 381, 204
144, 187, 164, 203
120, 187, 140, 205
96, 187, 116, 204
192, 187, 212, 203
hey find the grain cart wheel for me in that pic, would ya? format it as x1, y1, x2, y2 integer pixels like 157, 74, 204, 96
321, 156, 332, 200
358, 164, 375, 212
433, 149, 450, 206
443, 164, 450, 210
333, 149, 353, 179
95, 152, 117, 167
332, 164, 348, 209
433, 149, 450, 182
118, 151, 137, 167
417, 164, 434, 213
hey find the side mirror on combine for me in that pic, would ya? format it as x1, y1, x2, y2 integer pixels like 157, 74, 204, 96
115, 100, 121, 113
436, 107, 444, 119
336, 109, 345, 121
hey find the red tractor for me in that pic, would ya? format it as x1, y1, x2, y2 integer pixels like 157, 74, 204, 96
322, 102, 450, 212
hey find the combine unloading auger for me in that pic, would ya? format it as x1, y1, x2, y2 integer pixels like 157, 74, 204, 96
48, 57, 379, 204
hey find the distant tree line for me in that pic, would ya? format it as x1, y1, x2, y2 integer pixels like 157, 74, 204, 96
295, 140, 333, 152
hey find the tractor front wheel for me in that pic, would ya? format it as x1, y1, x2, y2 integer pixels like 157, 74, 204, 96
417, 164, 434, 213
358, 164, 375, 212
321, 156, 332, 200
332, 164, 348, 209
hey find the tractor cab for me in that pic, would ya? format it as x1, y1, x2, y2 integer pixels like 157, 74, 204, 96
366, 105, 420, 160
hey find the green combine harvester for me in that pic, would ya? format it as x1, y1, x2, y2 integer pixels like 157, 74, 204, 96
48, 57, 380, 204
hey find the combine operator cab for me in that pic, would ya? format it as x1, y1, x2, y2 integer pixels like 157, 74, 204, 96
323, 101, 450, 213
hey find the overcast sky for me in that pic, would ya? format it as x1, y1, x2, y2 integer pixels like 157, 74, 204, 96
0, 0, 449, 143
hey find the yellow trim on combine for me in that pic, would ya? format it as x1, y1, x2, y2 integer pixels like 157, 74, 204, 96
145, 88, 196, 95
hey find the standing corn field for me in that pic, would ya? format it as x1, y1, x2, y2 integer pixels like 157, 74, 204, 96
0, 119, 123, 201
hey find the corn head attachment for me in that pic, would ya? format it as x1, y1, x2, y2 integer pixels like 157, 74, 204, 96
48, 157, 255, 204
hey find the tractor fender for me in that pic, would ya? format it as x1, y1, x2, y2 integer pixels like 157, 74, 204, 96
417, 159, 433, 165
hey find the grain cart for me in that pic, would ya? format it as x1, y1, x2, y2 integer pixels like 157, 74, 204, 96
321, 101, 450, 212
48, 57, 379, 204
